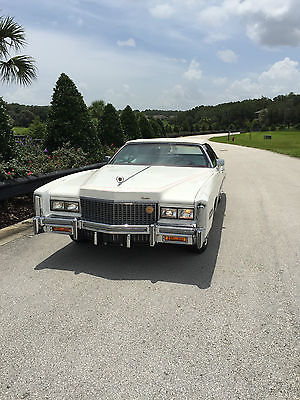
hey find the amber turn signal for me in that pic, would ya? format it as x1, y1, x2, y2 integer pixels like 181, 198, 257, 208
52, 227, 72, 233
164, 235, 187, 242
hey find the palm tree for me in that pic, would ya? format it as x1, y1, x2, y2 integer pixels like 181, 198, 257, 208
0, 15, 37, 85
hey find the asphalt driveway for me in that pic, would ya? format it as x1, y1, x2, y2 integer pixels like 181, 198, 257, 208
0, 135, 299, 400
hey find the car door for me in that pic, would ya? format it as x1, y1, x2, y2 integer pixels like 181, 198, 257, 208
203, 143, 225, 196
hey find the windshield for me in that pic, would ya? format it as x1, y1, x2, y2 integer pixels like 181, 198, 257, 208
111, 143, 209, 167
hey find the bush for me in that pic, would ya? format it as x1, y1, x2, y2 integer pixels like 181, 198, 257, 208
0, 138, 104, 181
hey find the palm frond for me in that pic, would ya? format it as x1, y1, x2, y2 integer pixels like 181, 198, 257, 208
0, 55, 37, 86
0, 16, 26, 57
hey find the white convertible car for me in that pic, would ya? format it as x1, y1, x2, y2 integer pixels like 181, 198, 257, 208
33, 138, 225, 252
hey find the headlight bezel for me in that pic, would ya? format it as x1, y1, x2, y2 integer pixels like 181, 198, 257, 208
50, 199, 80, 213
160, 207, 194, 220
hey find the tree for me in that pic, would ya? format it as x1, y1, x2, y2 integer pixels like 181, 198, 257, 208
120, 105, 140, 140
28, 116, 46, 139
0, 97, 14, 160
88, 100, 106, 120
138, 114, 155, 138
88, 99, 106, 130
99, 103, 125, 147
0, 16, 37, 85
45, 73, 101, 158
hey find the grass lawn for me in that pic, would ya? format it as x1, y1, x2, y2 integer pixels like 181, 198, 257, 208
210, 130, 300, 158
13, 126, 29, 135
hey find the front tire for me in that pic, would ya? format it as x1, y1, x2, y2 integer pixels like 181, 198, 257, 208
192, 235, 208, 253
69, 230, 91, 243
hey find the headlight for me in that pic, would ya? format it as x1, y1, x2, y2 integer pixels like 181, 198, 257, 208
51, 200, 64, 211
160, 207, 195, 220
65, 201, 79, 212
178, 208, 194, 220
50, 200, 79, 212
161, 207, 177, 219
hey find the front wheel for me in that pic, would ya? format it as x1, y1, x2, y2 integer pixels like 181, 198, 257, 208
69, 230, 91, 243
192, 235, 208, 253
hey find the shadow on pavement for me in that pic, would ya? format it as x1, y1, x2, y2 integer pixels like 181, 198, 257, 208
35, 195, 226, 289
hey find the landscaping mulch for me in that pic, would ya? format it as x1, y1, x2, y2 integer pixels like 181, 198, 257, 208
0, 194, 34, 229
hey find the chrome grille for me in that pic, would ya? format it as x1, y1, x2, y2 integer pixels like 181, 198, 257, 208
80, 198, 157, 225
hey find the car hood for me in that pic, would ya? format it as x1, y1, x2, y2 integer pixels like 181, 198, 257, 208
77, 164, 214, 204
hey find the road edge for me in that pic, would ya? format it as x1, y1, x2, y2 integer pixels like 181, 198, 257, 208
0, 218, 33, 246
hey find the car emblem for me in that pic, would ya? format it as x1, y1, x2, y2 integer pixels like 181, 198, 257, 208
116, 176, 125, 183
146, 206, 154, 214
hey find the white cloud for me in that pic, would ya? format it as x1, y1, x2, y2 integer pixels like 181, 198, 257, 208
149, 3, 174, 19
117, 38, 136, 47
199, 0, 300, 47
183, 59, 202, 80
217, 49, 238, 63
159, 83, 204, 110
4, 28, 187, 109
226, 57, 300, 100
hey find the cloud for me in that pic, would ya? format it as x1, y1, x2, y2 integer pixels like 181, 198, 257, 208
149, 3, 174, 19
117, 38, 136, 47
3, 28, 186, 109
159, 83, 205, 110
217, 49, 238, 63
198, 0, 300, 47
226, 57, 300, 100
183, 59, 202, 80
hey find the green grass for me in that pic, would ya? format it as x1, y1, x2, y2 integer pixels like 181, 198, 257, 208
13, 126, 29, 135
210, 130, 300, 158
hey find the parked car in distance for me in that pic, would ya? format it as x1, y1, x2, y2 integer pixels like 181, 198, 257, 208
33, 138, 225, 252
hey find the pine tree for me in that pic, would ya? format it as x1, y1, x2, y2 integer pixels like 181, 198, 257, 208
45, 73, 100, 158
120, 105, 140, 140
99, 103, 125, 147
0, 97, 14, 160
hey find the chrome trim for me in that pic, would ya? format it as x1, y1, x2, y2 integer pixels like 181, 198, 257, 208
158, 226, 195, 235
94, 232, 98, 246
82, 220, 150, 234
33, 216, 40, 235
73, 218, 78, 240
33, 216, 206, 247
126, 234, 131, 248
34, 195, 41, 217
150, 225, 155, 247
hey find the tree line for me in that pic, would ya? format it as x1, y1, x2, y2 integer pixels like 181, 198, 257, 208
0, 73, 167, 163
6, 91, 300, 140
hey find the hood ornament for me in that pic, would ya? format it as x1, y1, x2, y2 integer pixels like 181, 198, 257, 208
116, 176, 125, 184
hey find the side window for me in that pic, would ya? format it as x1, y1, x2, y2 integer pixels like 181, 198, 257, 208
203, 144, 217, 167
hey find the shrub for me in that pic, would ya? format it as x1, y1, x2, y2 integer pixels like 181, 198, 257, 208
0, 139, 104, 181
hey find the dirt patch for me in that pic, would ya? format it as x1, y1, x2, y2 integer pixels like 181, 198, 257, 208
0, 194, 34, 229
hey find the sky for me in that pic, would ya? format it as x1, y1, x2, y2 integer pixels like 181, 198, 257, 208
1, 0, 300, 110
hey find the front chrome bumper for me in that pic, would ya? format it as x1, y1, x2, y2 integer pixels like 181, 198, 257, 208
33, 215, 206, 248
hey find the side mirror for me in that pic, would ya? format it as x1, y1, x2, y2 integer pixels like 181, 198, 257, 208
217, 158, 225, 167
104, 155, 111, 163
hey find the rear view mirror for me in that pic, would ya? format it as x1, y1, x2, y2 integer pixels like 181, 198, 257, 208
105, 155, 111, 163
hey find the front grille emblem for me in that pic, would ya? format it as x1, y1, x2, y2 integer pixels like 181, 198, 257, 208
116, 176, 125, 183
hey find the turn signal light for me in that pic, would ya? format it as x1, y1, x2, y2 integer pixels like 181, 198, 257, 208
52, 227, 72, 233
164, 236, 187, 242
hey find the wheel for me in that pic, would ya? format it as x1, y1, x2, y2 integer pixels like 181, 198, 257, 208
192, 235, 208, 253
69, 230, 92, 243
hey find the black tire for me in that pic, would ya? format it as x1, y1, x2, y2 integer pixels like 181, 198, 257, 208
192, 235, 208, 253
69, 230, 91, 243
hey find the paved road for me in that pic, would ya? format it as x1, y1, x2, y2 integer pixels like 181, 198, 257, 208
0, 136, 299, 400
